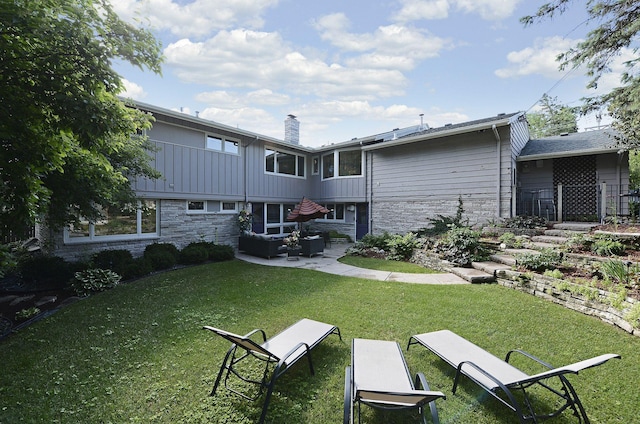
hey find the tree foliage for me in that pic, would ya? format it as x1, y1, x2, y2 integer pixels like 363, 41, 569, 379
0, 0, 163, 232
522, 1, 640, 147
527, 94, 578, 138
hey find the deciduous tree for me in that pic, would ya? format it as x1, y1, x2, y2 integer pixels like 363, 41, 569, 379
0, 0, 163, 234
527, 94, 578, 138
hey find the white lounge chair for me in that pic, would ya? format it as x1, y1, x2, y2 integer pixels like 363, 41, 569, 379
204, 318, 341, 424
408, 329, 620, 423
344, 338, 445, 424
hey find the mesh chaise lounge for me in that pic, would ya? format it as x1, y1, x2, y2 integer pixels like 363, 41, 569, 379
344, 338, 445, 424
407, 329, 621, 423
204, 318, 341, 424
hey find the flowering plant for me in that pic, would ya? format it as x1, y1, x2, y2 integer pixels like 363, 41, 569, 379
284, 230, 300, 248
238, 209, 252, 233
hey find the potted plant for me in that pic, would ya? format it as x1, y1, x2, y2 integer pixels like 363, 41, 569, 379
284, 230, 301, 259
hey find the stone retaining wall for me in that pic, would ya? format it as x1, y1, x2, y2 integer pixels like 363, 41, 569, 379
497, 269, 639, 336
410, 248, 640, 336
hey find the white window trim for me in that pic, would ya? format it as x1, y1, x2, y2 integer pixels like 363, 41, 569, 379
186, 200, 238, 214
206, 133, 240, 155
321, 149, 363, 180
315, 203, 347, 222
264, 147, 306, 179
64, 200, 159, 244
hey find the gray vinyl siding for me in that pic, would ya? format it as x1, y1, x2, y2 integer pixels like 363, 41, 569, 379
370, 131, 504, 232
243, 140, 311, 203
133, 139, 244, 199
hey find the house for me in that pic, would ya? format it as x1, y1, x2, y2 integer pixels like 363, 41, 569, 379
48, 102, 629, 260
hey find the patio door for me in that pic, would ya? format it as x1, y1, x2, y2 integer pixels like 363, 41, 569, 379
355, 203, 369, 240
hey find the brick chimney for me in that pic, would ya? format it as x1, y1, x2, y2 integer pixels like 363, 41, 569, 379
285, 114, 299, 144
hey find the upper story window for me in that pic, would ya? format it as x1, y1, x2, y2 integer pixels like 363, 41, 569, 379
265, 148, 305, 177
322, 149, 362, 179
206, 134, 239, 155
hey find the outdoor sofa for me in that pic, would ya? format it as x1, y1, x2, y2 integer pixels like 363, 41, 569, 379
238, 234, 285, 258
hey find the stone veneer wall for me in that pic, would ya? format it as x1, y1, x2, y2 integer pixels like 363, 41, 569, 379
48, 199, 238, 262
371, 198, 498, 235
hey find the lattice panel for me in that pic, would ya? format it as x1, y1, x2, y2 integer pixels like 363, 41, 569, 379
554, 155, 597, 220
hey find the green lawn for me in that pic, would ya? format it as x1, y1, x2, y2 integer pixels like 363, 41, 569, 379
0, 260, 636, 423
338, 255, 440, 273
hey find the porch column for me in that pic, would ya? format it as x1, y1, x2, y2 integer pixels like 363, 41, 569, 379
557, 184, 563, 223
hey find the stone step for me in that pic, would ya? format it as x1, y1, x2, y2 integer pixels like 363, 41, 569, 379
552, 222, 599, 232
489, 253, 517, 266
450, 267, 495, 284
529, 241, 560, 249
531, 235, 569, 244
544, 229, 584, 238
472, 261, 512, 276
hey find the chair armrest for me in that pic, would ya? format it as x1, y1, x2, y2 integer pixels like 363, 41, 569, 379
505, 349, 554, 370
415, 372, 444, 424
243, 328, 268, 343
280, 341, 312, 367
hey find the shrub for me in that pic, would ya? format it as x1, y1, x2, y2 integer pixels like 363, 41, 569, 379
144, 243, 179, 270
0, 242, 21, 278
386, 232, 418, 261
498, 232, 523, 248
92, 250, 134, 276
68, 268, 121, 297
434, 227, 486, 267
516, 249, 563, 272
19, 255, 72, 288
208, 244, 235, 261
179, 244, 209, 264
359, 232, 392, 250
122, 257, 154, 280
543, 269, 564, 279
566, 233, 591, 253
420, 196, 467, 236
591, 237, 625, 256
501, 216, 547, 229
15, 307, 41, 321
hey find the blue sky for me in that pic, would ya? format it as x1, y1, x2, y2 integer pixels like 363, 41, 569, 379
112, 0, 622, 147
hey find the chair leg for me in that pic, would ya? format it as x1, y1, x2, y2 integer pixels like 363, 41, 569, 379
211, 345, 236, 396
258, 366, 281, 424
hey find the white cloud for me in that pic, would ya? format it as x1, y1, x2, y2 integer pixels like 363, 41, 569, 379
392, 0, 523, 23
393, 0, 451, 22
109, 0, 279, 37
454, 0, 523, 21
120, 79, 147, 100
495, 36, 578, 79
164, 29, 408, 101
312, 14, 452, 70
195, 89, 291, 107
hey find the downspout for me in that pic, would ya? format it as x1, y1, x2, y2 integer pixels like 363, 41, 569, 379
492, 124, 501, 218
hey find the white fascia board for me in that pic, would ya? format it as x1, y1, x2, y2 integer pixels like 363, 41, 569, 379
516, 148, 619, 162
131, 99, 316, 153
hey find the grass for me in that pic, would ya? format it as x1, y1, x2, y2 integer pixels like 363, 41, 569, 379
338, 255, 440, 273
0, 259, 637, 423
